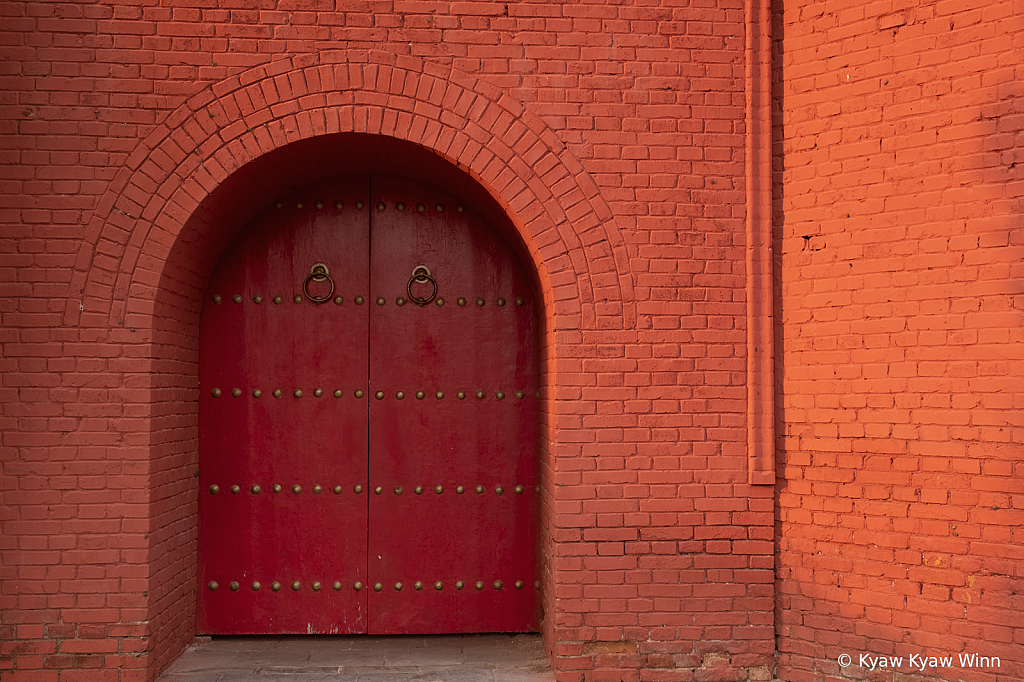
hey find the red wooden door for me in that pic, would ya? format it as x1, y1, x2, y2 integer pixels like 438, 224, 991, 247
198, 174, 538, 635
367, 175, 539, 633
198, 177, 372, 634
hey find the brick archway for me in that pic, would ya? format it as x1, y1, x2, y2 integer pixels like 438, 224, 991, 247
61, 50, 634, 679
66, 50, 634, 332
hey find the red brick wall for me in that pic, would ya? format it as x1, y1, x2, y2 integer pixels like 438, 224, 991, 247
775, 1, 1024, 681
1, 3, 775, 682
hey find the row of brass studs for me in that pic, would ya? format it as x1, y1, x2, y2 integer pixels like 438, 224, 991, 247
209, 388, 364, 398
209, 388, 538, 400
208, 484, 536, 495
274, 200, 464, 214
208, 579, 541, 592
212, 294, 525, 307
276, 200, 367, 210
377, 296, 524, 307
374, 484, 533, 495
375, 580, 535, 591
214, 294, 365, 305
209, 484, 366, 495
375, 390, 532, 400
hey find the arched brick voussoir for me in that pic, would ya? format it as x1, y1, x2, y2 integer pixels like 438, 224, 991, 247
68, 50, 636, 331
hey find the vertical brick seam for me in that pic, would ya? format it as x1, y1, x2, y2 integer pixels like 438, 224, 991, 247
745, 0, 775, 486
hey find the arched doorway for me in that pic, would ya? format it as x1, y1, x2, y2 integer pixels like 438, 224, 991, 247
196, 173, 540, 635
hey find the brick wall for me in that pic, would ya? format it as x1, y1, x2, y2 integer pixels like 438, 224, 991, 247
775, 1, 1023, 680
1, 3, 775, 682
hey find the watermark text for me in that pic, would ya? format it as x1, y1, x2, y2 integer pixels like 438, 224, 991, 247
836, 653, 1001, 671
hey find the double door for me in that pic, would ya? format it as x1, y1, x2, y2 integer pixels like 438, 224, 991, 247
197, 174, 538, 634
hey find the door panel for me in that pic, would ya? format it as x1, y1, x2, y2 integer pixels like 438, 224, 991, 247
367, 175, 539, 633
198, 173, 538, 636
199, 177, 371, 634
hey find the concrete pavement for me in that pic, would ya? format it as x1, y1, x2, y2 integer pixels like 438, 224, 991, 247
157, 634, 556, 682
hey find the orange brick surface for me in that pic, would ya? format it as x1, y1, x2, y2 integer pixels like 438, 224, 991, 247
774, 1, 1023, 681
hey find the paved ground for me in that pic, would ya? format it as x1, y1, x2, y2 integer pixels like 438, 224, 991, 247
157, 634, 556, 682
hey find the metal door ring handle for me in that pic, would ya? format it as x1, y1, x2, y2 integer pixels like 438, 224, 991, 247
407, 265, 437, 307
303, 263, 334, 304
